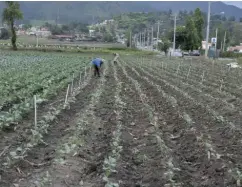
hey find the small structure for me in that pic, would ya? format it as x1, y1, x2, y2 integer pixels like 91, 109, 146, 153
228, 45, 242, 52
89, 29, 95, 37
0, 27, 9, 39
202, 41, 212, 50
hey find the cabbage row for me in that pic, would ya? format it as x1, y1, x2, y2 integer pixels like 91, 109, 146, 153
0, 51, 90, 130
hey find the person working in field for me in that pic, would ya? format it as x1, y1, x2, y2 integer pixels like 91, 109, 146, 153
91, 57, 104, 77
113, 53, 119, 64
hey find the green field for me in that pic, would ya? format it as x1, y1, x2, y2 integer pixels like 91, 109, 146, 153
0, 35, 125, 48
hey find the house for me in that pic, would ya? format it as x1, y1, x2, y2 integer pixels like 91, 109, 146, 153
202, 41, 212, 50
30, 27, 37, 32
228, 45, 242, 52
36, 30, 51, 37
19, 24, 24, 29
17, 30, 26, 36
89, 29, 95, 36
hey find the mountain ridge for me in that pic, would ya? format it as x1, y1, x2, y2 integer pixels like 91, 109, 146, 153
0, 1, 242, 24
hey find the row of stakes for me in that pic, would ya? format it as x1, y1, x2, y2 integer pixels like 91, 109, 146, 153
34, 65, 91, 130
139, 57, 225, 92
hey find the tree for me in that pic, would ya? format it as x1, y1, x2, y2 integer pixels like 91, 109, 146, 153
2, 1, 23, 50
221, 16, 227, 21
168, 9, 172, 16
158, 38, 171, 56
103, 32, 114, 42
168, 26, 187, 49
23, 24, 32, 30
125, 28, 133, 47
228, 16, 236, 22
194, 8, 204, 47
184, 17, 199, 51
240, 18, 242, 22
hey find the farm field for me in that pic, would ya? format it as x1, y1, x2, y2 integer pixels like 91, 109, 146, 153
0, 51, 242, 187
0, 36, 125, 48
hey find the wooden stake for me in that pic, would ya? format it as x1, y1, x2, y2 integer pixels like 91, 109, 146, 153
176, 64, 180, 75
78, 71, 82, 87
212, 60, 214, 73
201, 71, 205, 84
34, 95, 37, 129
71, 73, 74, 94
84, 67, 87, 78
219, 79, 223, 91
187, 66, 191, 80
64, 84, 70, 105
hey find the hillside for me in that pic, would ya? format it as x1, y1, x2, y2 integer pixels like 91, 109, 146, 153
0, 1, 242, 24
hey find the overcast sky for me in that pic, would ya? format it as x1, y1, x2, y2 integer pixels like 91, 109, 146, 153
224, 1, 242, 8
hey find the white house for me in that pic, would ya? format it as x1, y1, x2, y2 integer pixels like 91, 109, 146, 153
89, 29, 95, 36
202, 41, 212, 50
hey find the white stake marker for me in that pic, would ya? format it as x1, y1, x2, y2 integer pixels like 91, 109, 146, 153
64, 84, 70, 106
34, 95, 37, 129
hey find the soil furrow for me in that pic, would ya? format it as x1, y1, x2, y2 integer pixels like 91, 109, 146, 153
136, 62, 242, 129
113, 63, 182, 186
0, 74, 97, 187
122, 62, 236, 186
0, 68, 88, 158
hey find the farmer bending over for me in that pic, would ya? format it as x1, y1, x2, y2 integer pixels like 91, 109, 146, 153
91, 57, 104, 77
113, 53, 119, 64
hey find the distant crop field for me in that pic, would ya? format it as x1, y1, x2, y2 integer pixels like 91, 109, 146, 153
0, 35, 126, 48
1, 51, 242, 186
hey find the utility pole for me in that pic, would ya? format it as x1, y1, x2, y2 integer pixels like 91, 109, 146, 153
36, 34, 38, 47
140, 32, 141, 46
144, 29, 146, 47
151, 26, 154, 50
205, 1, 211, 58
142, 31, 144, 47
223, 31, 226, 52
141, 32, 143, 47
130, 31, 132, 48
172, 14, 178, 53
157, 20, 160, 45
142, 30, 144, 47
215, 28, 218, 58
147, 28, 149, 48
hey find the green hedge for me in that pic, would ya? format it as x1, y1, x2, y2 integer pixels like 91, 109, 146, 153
220, 51, 242, 58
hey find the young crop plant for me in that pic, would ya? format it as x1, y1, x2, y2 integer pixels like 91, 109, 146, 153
102, 60, 125, 187
33, 171, 52, 187
136, 62, 241, 131
1, 63, 92, 168
54, 65, 109, 165
119, 59, 181, 186
0, 52, 90, 131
